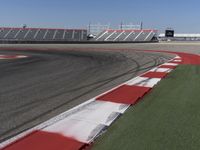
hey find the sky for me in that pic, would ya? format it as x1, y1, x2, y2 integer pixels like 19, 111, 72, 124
0, 0, 200, 33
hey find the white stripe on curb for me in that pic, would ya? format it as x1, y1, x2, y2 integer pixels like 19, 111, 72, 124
64, 101, 129, 126
173, 59, 182, 62
164, 63, 178, 66
175, 56, 181, 59
43, 118, 105, 143
150, 68, 172, 73
127, 77, 161, 88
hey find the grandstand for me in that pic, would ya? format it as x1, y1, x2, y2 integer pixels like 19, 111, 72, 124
94, 29, 157, 42
0, 27, 158, 43
159, 33, 200, 41
0, 27, 87, 42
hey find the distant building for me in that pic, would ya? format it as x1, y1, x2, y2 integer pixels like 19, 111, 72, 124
159, 33, 200, 41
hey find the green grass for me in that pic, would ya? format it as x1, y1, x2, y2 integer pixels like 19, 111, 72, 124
93, 65, 200, 150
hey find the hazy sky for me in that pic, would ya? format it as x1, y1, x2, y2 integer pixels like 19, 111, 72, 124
0, 0, 200, 33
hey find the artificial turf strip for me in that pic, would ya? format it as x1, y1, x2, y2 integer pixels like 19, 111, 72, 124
92, 65, 200, 150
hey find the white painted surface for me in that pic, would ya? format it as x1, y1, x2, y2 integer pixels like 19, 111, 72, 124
127, 76, 161, 88
175, 56, 181, 59
0, 99, 95, 148
173, 59, 182, 62
65, 101, 129, 126
150, 68, 172, 73
0, 55, 28, 59
43, 118, 105, 143
164, 63, 178, 66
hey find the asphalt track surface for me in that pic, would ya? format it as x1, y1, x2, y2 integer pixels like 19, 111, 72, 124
0, 44, 176, 143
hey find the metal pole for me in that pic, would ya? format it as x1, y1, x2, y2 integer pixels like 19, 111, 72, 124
88, 22, 91, 34
141, 22, 143, 30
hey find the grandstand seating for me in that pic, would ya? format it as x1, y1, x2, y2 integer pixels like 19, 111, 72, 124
0, 27, 157, 43
0, 27, 87, 41
94, 29, 157, 42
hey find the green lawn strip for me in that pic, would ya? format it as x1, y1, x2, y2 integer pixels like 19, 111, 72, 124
93, 65, 200, 150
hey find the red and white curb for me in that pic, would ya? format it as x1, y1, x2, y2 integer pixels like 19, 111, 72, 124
1, 55, 182, 150
0, 55, 28, 60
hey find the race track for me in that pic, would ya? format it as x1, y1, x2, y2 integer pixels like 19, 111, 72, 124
0, 46, 173, 143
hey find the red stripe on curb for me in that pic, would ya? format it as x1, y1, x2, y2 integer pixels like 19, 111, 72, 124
0, 55, 20, 59
97, 85, 151, 105
159, 65, 177, 69
142, 50, 200, 65
141, 72, 168, 78
2, 131, 85, 150
173, 53, 200, 65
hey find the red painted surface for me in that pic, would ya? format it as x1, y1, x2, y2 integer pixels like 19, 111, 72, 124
141, 72, 168, 78
97, 85, 151, 104
174, 52, 200, 65
2, 131, 84, 150
143, 50, 200, 65
0, 55, 18, 59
